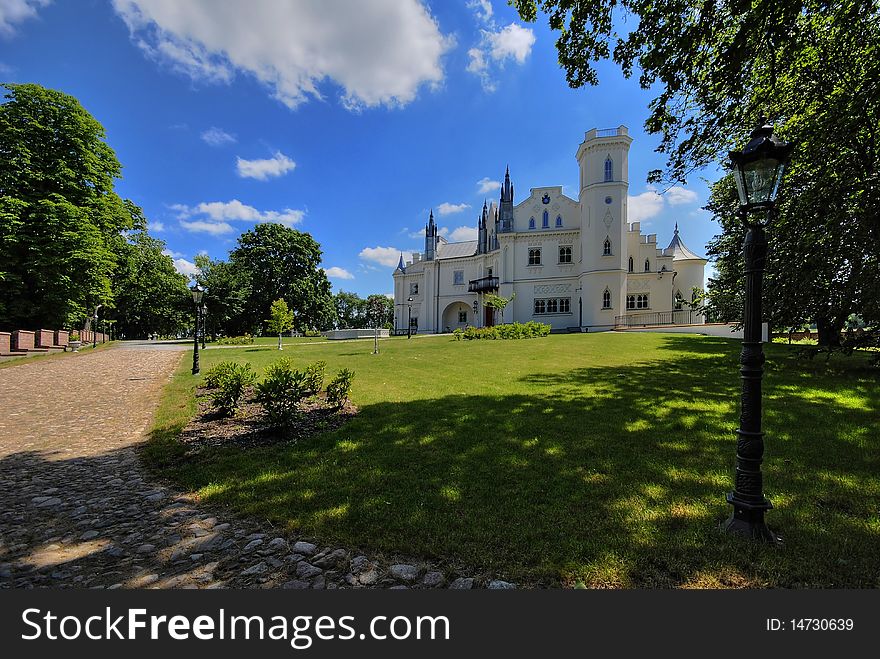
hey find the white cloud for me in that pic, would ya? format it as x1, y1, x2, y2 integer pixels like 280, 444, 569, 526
467, 0, 493, 23
325, 266, 354, 280
359, 246, 403, 268
467, 21, 535, 92
477, 177, 501, 194
200, 126, 236, 146
172, 257, 199, 277
0, 0, 49, 37
162, 248, 185, 258
148, 220, 166, 232
666, 185, 698, 205
384, 293, 394, 299
112, 0, 453, 110
180, 219, 235, 235
174, 199, 305, 228
488, 23, 535, 64
449, 225, 478, 242
627, 188, 664, 223
436, 201, 470, 216
408, 227, 426, 239
236, 151, 295, 180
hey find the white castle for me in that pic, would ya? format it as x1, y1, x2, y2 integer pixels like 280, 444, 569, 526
393, 126, 707, 333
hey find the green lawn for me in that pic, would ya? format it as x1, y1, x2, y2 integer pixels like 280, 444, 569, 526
147, 332, 879, 588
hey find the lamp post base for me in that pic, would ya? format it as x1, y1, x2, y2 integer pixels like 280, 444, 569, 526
723, 492, 781, 545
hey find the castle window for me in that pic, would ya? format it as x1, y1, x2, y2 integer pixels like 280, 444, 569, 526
547, 298, 558, 313
458, 310, 467, 323
542, 210, 549, 228
533, 297, 571, 315
558, 246, 572, 263
453, 270, 464, 285
674, 291, 684, 310
635, 294, 649, 309
559, 298, 570, 313
603, 238, 612, 255
605, 157, 613, 182
534, 299, 546, 314
410, 283, 418, 295
556, 215, 563, 227
626, 295, 636, 310
628, 256, 634, 272
602, 288, 612, 309
528, 248, 542, 266
529, 217, 536, 230
644, 258, 650, 272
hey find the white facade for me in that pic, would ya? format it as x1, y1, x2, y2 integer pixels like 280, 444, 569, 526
393, 126, 707, 333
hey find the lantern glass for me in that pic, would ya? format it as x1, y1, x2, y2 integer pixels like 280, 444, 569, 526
190, 284, 204, 305
734, 157, 786, 207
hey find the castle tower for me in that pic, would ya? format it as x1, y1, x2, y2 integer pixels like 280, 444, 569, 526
498, 166, 514, 232
425, 209, 438, 261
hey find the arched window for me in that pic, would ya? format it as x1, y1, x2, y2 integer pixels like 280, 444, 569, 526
604, 157, 613, 182
603, 237, 612, 255
529, 217, 535, 230
674, 291, 684, 310
626, 295, 635, 310
644, 258, 650, 272
602, 288, 611, 309
555, 215, 563, 227
628, 256, 634, 272
558, 246, 572, 263
542, 210, 549, 228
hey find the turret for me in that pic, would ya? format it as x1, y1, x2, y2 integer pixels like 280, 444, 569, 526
498, 166, 514, 232
396, 252, 406, 273
425, 209, 438, 261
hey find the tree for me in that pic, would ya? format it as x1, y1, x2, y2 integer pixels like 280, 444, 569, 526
333, 291, 367, 329
515, 1, 880, 346
266, 298, 295, 350
483, 293, 515, 323
194, 254, 251, 337
365, 294, 393, 329
111, 230, 190, 338
229, 223, 336, 334
0, 83, 139, 329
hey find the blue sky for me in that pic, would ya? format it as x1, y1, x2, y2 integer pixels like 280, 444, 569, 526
1, 0, 720, 296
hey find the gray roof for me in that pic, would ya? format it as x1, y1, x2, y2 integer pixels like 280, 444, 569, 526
666, 223, 705, 261
437, 240, 478, 260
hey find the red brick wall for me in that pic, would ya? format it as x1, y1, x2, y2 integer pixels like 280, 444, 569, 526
0, 332, 10, 354
12, 330, 35, 351
55, 330, 69, 346
38, 329, 56, 347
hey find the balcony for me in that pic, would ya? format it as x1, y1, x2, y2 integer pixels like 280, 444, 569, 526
468, 276, 499, 293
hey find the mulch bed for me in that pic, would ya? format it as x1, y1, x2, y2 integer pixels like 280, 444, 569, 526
178, 387, 358, 453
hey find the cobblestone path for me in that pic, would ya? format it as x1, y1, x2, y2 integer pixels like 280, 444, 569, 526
0, 348, 509, 590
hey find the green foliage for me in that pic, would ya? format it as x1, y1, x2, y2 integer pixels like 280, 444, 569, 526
231, 224, 336, 334
194, 254, 251, 337
455, 321, 551, 340
482, 293, 515, 323
303, 329, 322, 337
216, 334, 254, 345
203, 361, 237, 389
266, 298, 295, 336
326, 368, 354, 409
304, 360, 326, 396
111, 230, 190, 338
333, 290, 393, 329
254, 357, 309, 427
0, 83, 139, 329
209, 363, 257, 417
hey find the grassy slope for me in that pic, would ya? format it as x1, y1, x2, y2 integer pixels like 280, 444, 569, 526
146, 333, 879, 588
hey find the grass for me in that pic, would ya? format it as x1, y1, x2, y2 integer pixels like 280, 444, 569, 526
146, 332, 879, 588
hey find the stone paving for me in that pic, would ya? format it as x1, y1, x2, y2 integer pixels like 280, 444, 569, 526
0, 347, 515, 589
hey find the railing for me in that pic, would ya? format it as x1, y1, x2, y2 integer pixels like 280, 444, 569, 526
596, 128, 620, 138
614, 310, 703, 328
468, 276, 499, 293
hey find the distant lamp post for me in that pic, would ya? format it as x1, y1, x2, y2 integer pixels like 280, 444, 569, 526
93, 304, 103, 349
190, 283, 205, 375
201, 302, 208, 350
723, 119, 792, 543
407, 296, 414, 339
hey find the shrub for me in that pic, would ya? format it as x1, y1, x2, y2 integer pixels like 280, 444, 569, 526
452, 328, 464, 341
216, 334, 254, 345
304, 360, 326, 395
326, 368, 355, 409
304, 329, 322, 337
203, 361, 236, 389
456, 322, 551, 340
255, 357, 309, 428
210, 363, 257, 416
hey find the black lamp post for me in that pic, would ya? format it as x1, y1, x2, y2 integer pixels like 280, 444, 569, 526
407, 296, 414, 339
200, 302, 208, 350
723, 119, 792, 543
190, 283, 205, 375
93, 304, 102, 349
472, 300, 478, 327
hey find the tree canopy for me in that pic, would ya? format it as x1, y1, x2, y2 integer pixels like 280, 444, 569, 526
0, 83, 139, 329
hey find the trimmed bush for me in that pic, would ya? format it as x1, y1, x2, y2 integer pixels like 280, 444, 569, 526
455, 322, 551, 340
304, 360, 326, 396
216, 334, 255, 345
204, 361, 236, 389
210, 363, 257, 416
326, 369, 355, 409
255, 357, 309, 428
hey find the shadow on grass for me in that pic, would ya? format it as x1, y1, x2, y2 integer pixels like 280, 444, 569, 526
156, 337, 879, 588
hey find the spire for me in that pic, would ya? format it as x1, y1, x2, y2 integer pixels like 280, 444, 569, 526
396, 252, 406, 272
674, 221, 679, 235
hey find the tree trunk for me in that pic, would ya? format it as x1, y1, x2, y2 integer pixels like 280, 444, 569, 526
278, 333, 283, 350
816, 315, 843, 347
